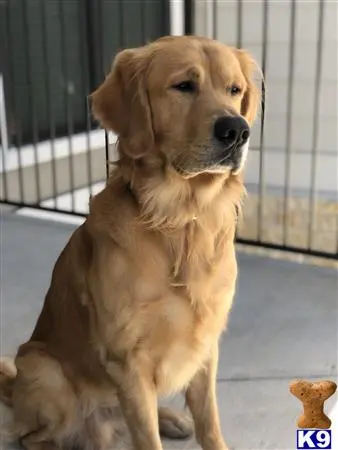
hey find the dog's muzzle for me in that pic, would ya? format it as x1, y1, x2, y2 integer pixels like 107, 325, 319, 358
173, 115, 251, 176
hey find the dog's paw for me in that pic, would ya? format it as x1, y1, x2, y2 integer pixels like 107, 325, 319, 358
0, 357, 17, 379
158, 406, 193, 440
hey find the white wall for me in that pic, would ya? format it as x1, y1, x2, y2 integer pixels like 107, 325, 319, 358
195, 0, 338, 196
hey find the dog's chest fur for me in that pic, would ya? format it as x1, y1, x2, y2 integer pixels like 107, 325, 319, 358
106, 219, 235, 394
148, 220, 236, 393
89, 179, 239, 395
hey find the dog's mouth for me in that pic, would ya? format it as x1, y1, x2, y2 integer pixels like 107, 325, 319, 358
173, 140, 250, 177
223, 140, 250, 174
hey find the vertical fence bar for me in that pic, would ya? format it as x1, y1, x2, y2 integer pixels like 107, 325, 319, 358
79, 1, 93, 198
89, 0, 109, 180
257, 0, 269, 241
141, 0, 146, 44
105, 131, 109, 180
85, 0, 104, 191
237, 0, 243, 48
119, 0, 125, 47
84, 0, 98, 93
59, 0, 75, 212
23, 0, 41, 204
95, 0, 110, 181
41, 0, 58, 208
99, 0, 105, 77
308, 0, 325, 251
212, 0, 217, 39
282, 0, 296, 245
0, 74, 8, 200
184, 0, 194, 35
86, 96, 93, 196
5, 1, 25, 204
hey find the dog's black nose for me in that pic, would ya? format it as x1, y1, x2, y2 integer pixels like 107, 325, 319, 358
213, 116, 250, 148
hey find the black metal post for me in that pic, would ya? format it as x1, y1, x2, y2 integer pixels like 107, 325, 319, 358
41, 0, 58, 208
184, 0, 194, 35
22, 0, 41, 204
308, 0, 325, 250
283, 0, 297, 245
237, 0, 243, 48
59, 0, 75, 212
257, 0, 269, 241
6, 1, 25, 203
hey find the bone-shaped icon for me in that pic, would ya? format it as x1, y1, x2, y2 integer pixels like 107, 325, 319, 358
289, 379, 337, 429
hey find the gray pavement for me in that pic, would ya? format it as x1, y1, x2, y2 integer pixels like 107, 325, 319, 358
1, 211, 337, 450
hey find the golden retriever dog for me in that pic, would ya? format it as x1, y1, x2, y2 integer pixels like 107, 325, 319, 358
0, 35, 260, 450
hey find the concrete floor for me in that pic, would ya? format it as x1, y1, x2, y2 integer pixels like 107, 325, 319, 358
1, 211, 337, 450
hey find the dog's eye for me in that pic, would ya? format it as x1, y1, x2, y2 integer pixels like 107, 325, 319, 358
227, 85, 242, 96
172, 81, 196, 93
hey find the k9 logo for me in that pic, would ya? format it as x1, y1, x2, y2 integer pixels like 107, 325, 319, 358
297, 430, 332, 449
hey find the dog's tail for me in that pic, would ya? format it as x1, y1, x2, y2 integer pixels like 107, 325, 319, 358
0, 357, 17, 407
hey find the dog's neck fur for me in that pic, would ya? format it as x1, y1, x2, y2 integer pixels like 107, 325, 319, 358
116, 153, 245, 233
97, 155, 245, 307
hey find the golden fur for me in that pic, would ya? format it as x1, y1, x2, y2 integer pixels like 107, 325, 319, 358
0, 35, 261, 450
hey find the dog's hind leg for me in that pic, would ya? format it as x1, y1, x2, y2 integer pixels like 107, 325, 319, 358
9, 350, 78, 449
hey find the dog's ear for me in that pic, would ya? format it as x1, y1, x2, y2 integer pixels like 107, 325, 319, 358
235, 49, 262, 126
90, 48, 153, 158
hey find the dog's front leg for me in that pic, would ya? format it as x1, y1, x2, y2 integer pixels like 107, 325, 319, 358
112, 361, 162, 450
186, 345, 228, 450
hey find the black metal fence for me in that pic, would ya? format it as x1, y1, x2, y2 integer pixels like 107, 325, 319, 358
186, 0, 337, 260
0, 0, 337, 260
0, 0, 169, 214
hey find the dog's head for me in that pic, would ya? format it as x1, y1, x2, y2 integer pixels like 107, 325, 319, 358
91, 35, 261, 178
